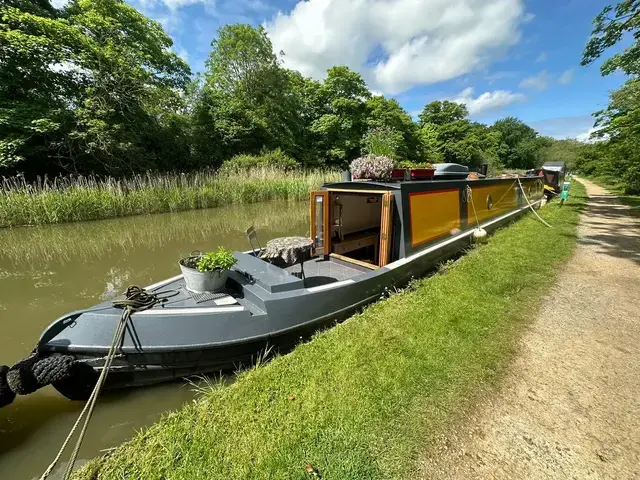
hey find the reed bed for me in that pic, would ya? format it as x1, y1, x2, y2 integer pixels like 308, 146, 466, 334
0, 168, 339, 228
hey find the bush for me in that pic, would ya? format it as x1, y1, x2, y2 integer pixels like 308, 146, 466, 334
394, 160, 433, 169
350, 155, 394, 181
361, 127, 403, 160
221, 149, 299, 172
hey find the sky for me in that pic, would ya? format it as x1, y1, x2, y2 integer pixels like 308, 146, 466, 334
55, 0, 628, 140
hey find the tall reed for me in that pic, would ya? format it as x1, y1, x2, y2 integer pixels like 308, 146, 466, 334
0, 168, 340, 228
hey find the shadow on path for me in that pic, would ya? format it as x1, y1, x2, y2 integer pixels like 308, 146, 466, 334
578, 187, 640, 266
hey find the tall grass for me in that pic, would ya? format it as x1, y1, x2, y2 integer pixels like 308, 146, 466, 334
0, 167, 340, 228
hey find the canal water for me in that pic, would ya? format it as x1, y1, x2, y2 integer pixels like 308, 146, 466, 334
0, 201, 308, 479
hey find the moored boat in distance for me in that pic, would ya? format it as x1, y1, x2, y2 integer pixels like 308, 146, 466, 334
5, 164, 545, 401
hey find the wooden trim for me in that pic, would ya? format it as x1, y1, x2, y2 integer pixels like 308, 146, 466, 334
379, 192, 394, 267
324, 188, 391, 194
324, 191, 331, 257
309, 191, 316, 255
309, 191, 330, 256
330, 253, 380, 270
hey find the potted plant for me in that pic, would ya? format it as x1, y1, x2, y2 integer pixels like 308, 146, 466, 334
349, 155, 394, 182
409, 162, 435, 180
179, 247, 237, 293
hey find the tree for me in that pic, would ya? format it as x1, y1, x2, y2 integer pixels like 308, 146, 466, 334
0, 0, 191, 174
579, 1, 640, 193
582, 0, 640, 76
491, 117, 540, 169
195, 24, 300, 166
417, 123, 444, 163
591, 78, 640, 192
414, 101, 506, 169
309, 66, 370, 167
365, 96, 422, 161
418, 101, 468, 126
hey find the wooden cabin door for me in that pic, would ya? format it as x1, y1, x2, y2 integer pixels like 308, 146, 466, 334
378, 192, 394, 267
309, 191, 330, 256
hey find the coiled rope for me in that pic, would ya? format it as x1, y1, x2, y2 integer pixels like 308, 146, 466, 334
40, 286, 176, 480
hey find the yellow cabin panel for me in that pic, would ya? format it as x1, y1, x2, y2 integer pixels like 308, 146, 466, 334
467, 183, 518, 223
409, 189, 461, 247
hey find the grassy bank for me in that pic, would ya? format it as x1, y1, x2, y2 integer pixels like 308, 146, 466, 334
0, 168, 339, 228
582, 174, 640, 218
75, 183, 586, 480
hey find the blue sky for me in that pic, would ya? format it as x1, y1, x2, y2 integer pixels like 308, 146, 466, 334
118, 0, 626, 140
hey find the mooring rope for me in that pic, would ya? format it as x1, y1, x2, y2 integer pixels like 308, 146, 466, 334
465, 185, 481, 229
40, 286, 176, 480
517, 177, 552, 228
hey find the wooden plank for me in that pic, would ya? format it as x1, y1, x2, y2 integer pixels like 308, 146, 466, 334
379, 192, 394, 267
330, 253, 380, 270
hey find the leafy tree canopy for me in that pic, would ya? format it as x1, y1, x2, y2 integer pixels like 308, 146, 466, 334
582, 0, 640, 76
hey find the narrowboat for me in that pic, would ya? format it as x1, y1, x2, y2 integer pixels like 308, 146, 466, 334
541, 161, 567, 196
5, 165, 545, 401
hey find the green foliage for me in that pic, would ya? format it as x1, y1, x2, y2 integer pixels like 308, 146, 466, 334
491, 117, 541, 169
365, 96, 422, 162
196, 247, 237, 272
0, 0, 190, 174
0, 168, 340, 227
1, 3, 565, 194
394, 160, 433, 168
309, 66, 371, 167
577, 2, 640, 194
582, 0, 640, 76
221, 149, 299, 171
361, 127, 403, 159
418, 101, 468, 126
194, 24, 304, 168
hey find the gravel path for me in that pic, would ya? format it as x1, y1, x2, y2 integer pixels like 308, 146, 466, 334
420, 178, 640, 480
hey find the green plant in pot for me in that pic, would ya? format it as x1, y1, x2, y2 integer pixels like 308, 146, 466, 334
179, 247, 237, 293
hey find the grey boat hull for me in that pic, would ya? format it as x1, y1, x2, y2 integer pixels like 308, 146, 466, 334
38, 197, 541, 398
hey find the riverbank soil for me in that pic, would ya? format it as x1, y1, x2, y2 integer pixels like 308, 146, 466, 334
420, 178, 640, 479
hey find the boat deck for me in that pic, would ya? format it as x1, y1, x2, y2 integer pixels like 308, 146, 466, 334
284, 257, 366, 288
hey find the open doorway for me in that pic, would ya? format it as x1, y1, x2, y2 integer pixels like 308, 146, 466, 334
310, 190, 394, 269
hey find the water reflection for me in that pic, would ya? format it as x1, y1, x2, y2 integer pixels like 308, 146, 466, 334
0, 200, 308, 479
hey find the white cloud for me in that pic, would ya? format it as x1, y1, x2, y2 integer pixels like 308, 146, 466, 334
485, 70, 517, 83
266, 0, 530, 94
536, 52, 547, 62
519, 70, 550, 91
450, 87, 525, 115
576, 126, 606, 143
529, 115, 595, 140
51, 0, 69, 7
558, 68, 574, 85
176, 48, 190, 63
136, 0, 214, 12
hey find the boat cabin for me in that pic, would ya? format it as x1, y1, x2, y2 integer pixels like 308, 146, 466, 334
309, 163, 543, 272
541, 162, 567, 193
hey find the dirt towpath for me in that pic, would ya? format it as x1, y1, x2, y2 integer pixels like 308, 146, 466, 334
420, 178, 640, 479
